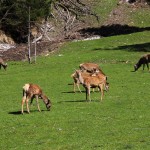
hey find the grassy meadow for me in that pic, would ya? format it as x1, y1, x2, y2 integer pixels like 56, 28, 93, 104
0, 30, 150, 150
1, 1, 150, 149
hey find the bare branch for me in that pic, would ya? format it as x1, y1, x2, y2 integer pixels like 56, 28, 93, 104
0, 4, 15, 23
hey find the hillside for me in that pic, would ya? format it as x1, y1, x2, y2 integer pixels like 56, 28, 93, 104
0, 1, 150, 150
0, 0, 150, 61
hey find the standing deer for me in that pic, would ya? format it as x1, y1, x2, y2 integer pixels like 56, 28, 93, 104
75, 70, 109, 101
71, 70, 97, 93
21, 83, 51, 114
94, 72, 109, 91
79, 62, 108, 89
134, 54, 150, 71
71, 71, 82, 93
0, 57, 7, 70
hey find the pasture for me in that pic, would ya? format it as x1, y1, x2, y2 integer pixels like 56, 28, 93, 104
0, 30, 150, 150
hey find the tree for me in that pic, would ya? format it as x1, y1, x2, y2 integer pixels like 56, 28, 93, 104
51, 0, 99, 31
0, 0, 52, 43
0, 0, 99, 43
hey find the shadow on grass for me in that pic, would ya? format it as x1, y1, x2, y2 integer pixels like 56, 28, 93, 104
8, 111, 22, 115
8, 110, 47, 115
62, 91, 85, 94
116, 42, 150, 52
62, 91, 76, 94
58, 99, 101, 103
93, 42, 150, 52
80, 24, 150, 37
58, 100, 87, 103
79, 24, 150, 52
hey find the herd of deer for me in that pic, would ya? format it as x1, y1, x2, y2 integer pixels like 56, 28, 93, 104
0, 53, 150, 114
71, 63, 109, 101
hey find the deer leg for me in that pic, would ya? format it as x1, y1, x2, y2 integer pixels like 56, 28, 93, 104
1, 64, 5, 69
77, 83, 82, 93
85, 86, 91, 101
26, 97, 30, 114
146, 63, 149, 71
143, 64, 145, 70
21, 96, 26, 114
87, 85, 91, 101
35, 95, 41, 112
73, 82, 76, 93
99, 84, 104, 101
30, 96, 34, 105
85, 87, 88, 101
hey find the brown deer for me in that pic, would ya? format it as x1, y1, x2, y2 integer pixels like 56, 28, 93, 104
75, 70, 109, 101
94, 72, 109, 91
21, 83, 51, 114
71, 71, 82, 93
79, 63, 104, 74
79, 62, 108, 90
71, 70, 97, 93
134, 54, 150, 71
0, 57, 7, 70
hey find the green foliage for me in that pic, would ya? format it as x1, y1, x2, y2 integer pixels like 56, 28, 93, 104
0, 0, 52, 22
0, 0, 52, 42
0, 0, 101, 43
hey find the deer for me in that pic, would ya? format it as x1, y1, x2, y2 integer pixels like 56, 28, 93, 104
0, 57, 7, 70
94, 72, 109, 91
71, 71, 82, 93
21, 83, 51, 114
79, 62, 108, 89
79, 62, 105, 74
75, 70, 109, 102
71, 70, 97, 93
134, 54, 150, 71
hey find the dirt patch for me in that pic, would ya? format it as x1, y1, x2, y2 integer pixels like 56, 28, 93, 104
0, 41, 61, 61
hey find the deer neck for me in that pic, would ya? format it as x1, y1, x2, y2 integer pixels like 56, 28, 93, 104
137, 62, 141, 69
41, 94, 51, 110
41, 94, 47, 101
78, 72, 84, 84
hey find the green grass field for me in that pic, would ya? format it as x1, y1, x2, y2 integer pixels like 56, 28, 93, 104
0, 30, 150, 150
1, 1, 150, 149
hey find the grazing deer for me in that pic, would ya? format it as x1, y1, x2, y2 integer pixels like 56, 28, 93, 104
21, 83, 51, 114
79, 63, 104, 74
134, 54, 150, 71
75, 70, 109, 101
0, 57, 7, 70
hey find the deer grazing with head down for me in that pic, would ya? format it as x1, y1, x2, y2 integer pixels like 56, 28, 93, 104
75, 70, 109, 101
134, 54, 150, 72
0, 57, 7, 70
21, 83, 51, 114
